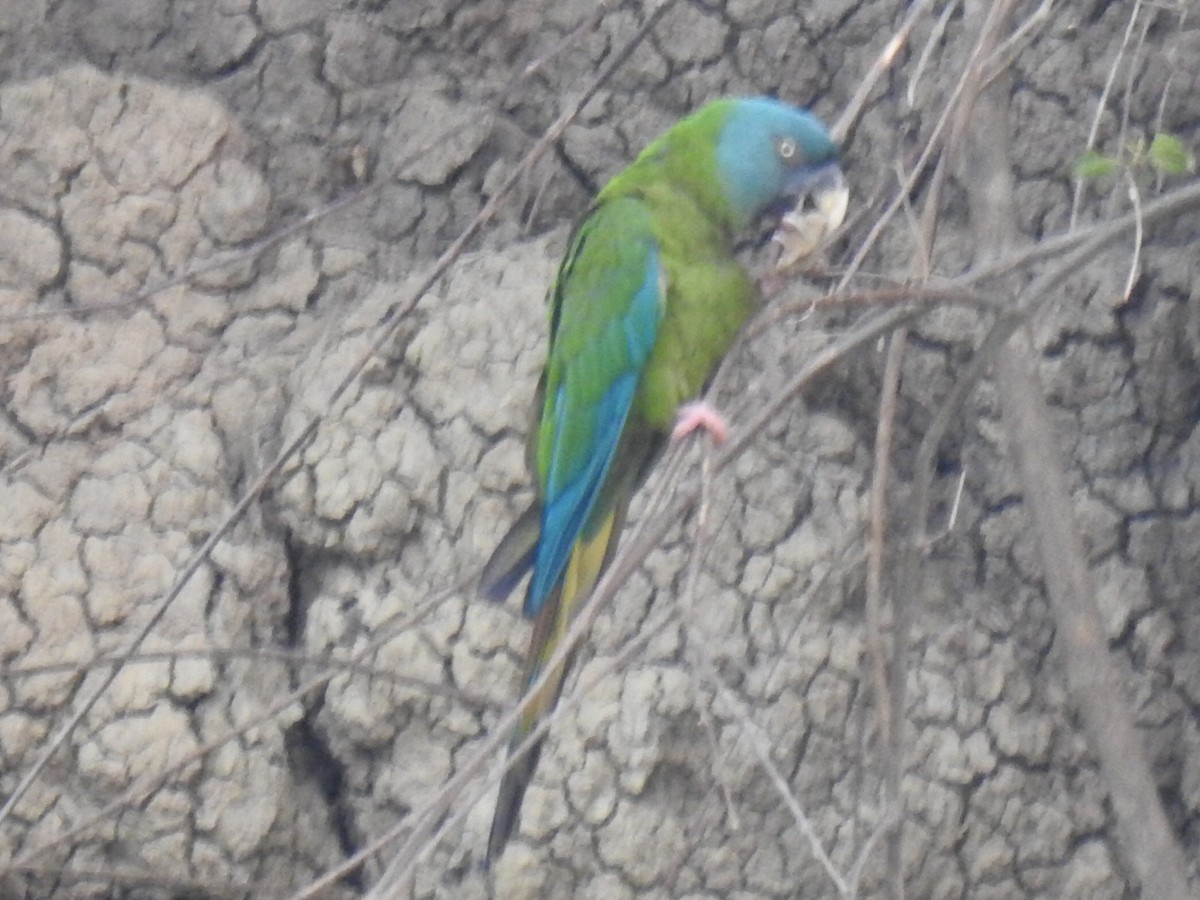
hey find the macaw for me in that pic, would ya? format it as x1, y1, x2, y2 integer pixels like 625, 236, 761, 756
479, 96, 847, 863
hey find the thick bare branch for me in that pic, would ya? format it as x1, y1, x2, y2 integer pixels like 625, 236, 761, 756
957, 1, 1193, 896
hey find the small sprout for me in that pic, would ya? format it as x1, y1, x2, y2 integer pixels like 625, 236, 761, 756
1148, 132, 1195, 176
1074, 149, 1118, 180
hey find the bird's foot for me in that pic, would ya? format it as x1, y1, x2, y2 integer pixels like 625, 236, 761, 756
671, 401, 729, 445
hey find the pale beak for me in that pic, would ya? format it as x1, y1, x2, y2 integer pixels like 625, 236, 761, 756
772, 163, 849, 271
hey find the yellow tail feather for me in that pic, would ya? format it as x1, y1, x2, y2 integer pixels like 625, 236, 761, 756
487, 511, 617, 864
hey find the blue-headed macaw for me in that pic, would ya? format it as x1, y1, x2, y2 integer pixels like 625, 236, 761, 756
480, 96, 846, 863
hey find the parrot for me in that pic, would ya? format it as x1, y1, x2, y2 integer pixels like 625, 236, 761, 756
478, 96, 847, 864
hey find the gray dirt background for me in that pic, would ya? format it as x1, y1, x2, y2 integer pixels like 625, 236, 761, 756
1, 0, 1198, 897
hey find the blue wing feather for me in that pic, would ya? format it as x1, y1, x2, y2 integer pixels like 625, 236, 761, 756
526, 374, 637, 616
523, 231, 663, 618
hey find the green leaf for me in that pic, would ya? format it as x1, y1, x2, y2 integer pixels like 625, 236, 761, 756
1148, 133, 1195, 175
1074, 149, 1118, 180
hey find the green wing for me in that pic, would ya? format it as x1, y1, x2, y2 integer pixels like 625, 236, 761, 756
525, 196, 663, 617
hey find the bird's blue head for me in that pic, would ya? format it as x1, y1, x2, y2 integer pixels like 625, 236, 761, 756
714, 96, 843, 228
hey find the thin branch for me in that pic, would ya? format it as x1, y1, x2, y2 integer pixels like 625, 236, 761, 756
12, 863, 248, 897
755, 176, 1200, 333
1070, 0, 1143, 228
707, 669, 849, 895
979, 0, 1056, 89
832, 0, 939, 144
1121, 171, 1145, 301
908, 0, 959, 108
963, 177, 1200, 284
680, 465, 851, 894
2, 645, 495, 709
846, 805, 899, 900
865, 331, 905, 759
679, 448, 744, 829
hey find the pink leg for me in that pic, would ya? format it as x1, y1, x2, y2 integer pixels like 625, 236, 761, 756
671, 400, 729, 445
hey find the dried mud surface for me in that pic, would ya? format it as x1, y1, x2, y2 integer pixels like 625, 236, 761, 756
1, 1, 1198, 897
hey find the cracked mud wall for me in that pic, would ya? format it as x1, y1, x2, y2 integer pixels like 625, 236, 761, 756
1, 1, 1198, 898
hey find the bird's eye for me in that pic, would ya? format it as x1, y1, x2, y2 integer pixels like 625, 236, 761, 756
776, 136, 798, 161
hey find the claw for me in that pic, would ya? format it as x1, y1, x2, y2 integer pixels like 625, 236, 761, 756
671, 401, 729, 445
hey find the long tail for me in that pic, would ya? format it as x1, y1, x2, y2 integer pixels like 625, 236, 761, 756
485, 510, 617, 865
